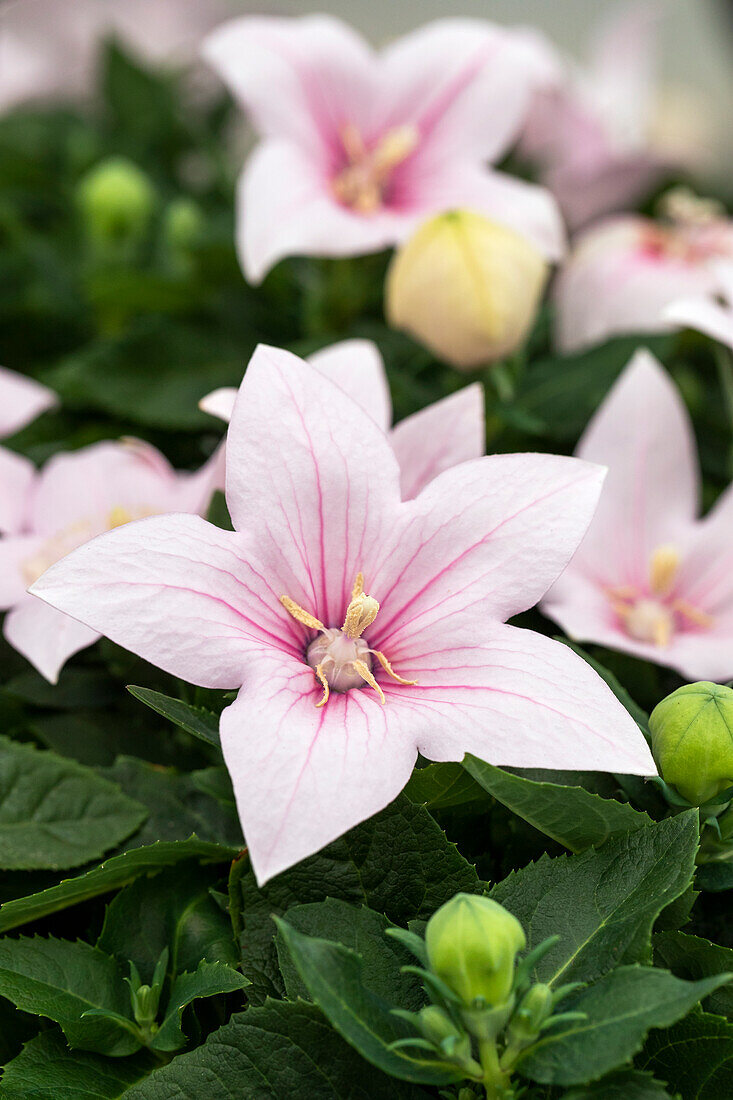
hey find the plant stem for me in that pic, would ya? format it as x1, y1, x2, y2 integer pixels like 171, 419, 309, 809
478, 1037, 511, 1099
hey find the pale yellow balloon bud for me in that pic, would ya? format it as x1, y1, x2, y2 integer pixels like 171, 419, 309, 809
385, 211, 548, 369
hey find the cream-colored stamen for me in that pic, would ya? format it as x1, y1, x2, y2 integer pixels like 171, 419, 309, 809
372, 649, 418, 686
672, 600, 715, 629
280, 595, 325, 632
649, 544, 680, 597
314, 663, 330, 709
332, 123, 419, 214
342, 579, 380, 639
353, 659, 386, 705
659, 186, 725, 228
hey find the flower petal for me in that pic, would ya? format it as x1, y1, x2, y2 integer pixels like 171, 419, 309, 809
379, 19, 557, 164
220, 648, 417, 884
237, 140, 409, 283
309, 339, 391, 432
561, 349, 699, 590
0, 536, 43, 609
225, 345, 402, 627
4, 597, 100, 684
388, 621, 655, 775
29, 513, 298, 689
199, 388, 236, 422
202, 14, 376, 153
390, 384, 484, 500
0, 447, 35, 534
664, 297, 733, 351
367, 452, 605, 649
0, 367, 56, 438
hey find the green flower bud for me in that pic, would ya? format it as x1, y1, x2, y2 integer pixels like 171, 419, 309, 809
650, 682, 733, 805
508, 982, 553, 1042
418, 1005, 472, 1063
425, 893, 526, 1008
77, 156, 155, 245
164, 198, 203, 253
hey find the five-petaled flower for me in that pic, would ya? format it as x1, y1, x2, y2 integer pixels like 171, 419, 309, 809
202, 14, 564, 283
543, 349, 733, 681
32, 345, 654, 884
0, 438, 223, 683
555, 189, 733, 353
200, 337, 485, 501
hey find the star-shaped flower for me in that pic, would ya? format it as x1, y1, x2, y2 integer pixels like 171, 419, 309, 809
202, 15, 564, 283
543, 349, 733, 680
200, 338, 484, 500
32, 346, 653, 883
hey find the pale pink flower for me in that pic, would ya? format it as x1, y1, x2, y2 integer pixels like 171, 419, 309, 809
32, 345, 653, 883
664, 261, 733, 352
0, 366, 57, 534
520, 2, 709, 231
202, 15, 564, 284
543, 349, 733, 681
0, 439, 223, 683
200, 338, 484, 501
555, 194, 733, 353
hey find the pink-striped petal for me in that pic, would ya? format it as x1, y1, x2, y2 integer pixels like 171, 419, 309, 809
390, 384, 484, 501
309, 339, 391, 431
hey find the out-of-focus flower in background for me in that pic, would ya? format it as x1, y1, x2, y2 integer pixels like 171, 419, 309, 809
519, 1, 714, 232
665, 260, 733, 352
200, 337, 485, 501
202, 14, 563, 283
0, 438, 223, 683
0, 367, 57, 535
0, 0, 235, 112
385, 210, 548, 369
555, 188, 733, 353
543, 349, 733, 682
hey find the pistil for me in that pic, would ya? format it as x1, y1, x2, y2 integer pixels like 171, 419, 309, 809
332, 123, 419, 214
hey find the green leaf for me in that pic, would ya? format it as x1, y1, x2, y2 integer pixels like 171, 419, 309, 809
0, 936, 138, 1056
97, 863, 238, 980
519, 965, 731, 1086
231, 793, 479, 1003
274, 899, 424, 1009
101, 758, 242, 848
563, 1069, 673, 1098
0, 735, 146, 871
654, 931, 733, 1016
695, 860, 733, 892
0, 838, 238, 933
638, 1009, 733, 1099
151, 960, 249, 1051
0, 993, 41, 1065
126, 687, 221, 750
404, 762, 489, 810
463, 754, 651, 852
490, 811, 699, 987
122, 1001, 431, 1099
1, 1029, 154, 1099
274, 919, 463, 1086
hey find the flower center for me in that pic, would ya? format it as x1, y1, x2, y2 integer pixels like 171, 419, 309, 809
607, 543, 714, 647
642, 187, 729, 265
332, 123, 418, 214
22, 506, 152, 586
280, 571, 417, 707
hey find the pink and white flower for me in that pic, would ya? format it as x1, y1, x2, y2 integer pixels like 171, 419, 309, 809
543, 349, 733, 681
520, 2, 710, 231
202, 15, 564, 284
200, 338, 485, 501
0, 438, 223, 683
32, 345, 653, 883
555, 192, 733, 353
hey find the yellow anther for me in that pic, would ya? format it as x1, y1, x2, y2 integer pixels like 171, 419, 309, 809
314, 663, 330, 709
333, 124, 418, 214
352, 572, 364, 599
371, 125, 419, 174
649, 545, 680, 597
280, 595, 325, 632
353, 659, 386, 705
372, 649, 418, 686
342, 574, 380, 639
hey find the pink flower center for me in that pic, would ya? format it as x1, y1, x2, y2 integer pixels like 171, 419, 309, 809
280, 571, 417, 707
332, 123, 419, 214
640, 188, 730, 266
607, 543, 713, 647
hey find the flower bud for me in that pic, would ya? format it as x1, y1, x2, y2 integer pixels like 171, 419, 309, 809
77, 156, 155, 246
385, 211, 548, 369
425, 893, 526, 1008
418, 1005, 460, 1045
164, 198, 203, 254
508, 982, 553, 1042
650, 682, 733, 805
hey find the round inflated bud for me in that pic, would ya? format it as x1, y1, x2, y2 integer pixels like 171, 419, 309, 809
650, 682, 733, 805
